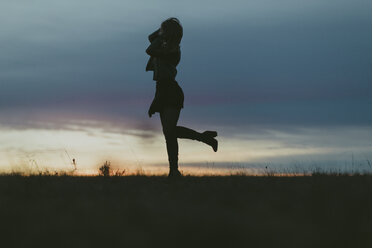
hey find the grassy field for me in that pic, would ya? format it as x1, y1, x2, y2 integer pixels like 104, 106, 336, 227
1, 174, 372, 247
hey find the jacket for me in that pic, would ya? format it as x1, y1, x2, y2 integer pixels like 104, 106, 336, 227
146, 29, 184, 112
145, 29, 181, 82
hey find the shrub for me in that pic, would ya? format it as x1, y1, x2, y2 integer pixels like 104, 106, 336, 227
99, 161, 111, 177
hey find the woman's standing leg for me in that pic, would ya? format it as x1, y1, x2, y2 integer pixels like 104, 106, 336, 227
160, 107, 181, 175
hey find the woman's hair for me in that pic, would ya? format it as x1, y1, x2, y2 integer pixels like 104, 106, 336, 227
161, 17, 183, 47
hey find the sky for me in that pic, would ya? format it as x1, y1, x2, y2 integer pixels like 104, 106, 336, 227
1, 0, 372, 174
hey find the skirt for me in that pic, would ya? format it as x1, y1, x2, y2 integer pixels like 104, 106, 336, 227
151, 80, 184, 113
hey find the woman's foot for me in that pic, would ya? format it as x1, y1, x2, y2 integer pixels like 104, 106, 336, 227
168, 169, 182, 178
201, 131, 218, 152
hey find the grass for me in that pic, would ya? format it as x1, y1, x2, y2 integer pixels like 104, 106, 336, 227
1, 174, 372, 247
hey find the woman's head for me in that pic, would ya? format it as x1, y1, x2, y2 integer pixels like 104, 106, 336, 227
160, 17, 183, 47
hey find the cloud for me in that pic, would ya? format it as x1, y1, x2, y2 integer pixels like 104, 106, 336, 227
0, 0, 371, 137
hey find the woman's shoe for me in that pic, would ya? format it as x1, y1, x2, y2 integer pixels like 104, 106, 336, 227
200, 132, 218, 152
168, 169, 182, 178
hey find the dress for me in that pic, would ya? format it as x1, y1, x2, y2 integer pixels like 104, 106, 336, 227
145, 29, 184, 112
152, 79, 184, 112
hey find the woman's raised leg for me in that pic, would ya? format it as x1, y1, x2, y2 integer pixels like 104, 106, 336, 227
176, 126, 218, 152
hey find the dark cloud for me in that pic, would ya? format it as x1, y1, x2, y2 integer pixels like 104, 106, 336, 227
1, 0, 371, 137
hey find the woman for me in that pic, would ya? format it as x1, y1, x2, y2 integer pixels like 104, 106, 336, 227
145, 17, 218, 178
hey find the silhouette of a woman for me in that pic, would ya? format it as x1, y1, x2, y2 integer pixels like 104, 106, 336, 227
146, 17, 218, 177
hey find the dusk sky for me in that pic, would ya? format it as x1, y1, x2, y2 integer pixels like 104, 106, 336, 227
1, 0, 372, 174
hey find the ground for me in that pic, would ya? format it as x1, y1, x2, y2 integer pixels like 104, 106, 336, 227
1, 175, 372, 247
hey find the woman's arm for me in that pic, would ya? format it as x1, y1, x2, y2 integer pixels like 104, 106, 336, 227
146, 36, 178, 58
